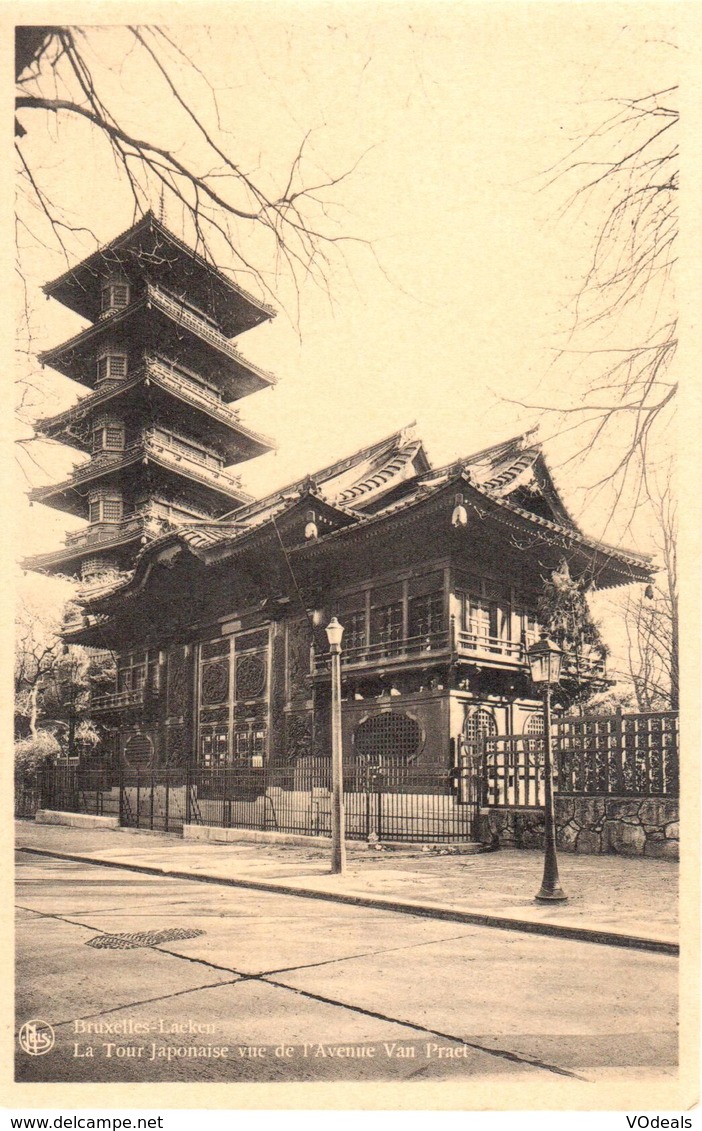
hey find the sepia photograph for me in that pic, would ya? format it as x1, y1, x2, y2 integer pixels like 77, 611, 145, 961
8, 3, 697, 1113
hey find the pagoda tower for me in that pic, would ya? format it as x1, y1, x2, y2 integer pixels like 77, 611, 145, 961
24, 213, 277, 586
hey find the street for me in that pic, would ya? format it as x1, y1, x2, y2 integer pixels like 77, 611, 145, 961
15, 850, 678, 1084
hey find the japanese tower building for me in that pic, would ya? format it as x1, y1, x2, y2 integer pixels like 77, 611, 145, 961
25, 213, 652, 774
26, 213, 276, 585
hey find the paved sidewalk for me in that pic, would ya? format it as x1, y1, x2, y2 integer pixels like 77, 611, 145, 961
15, 819, 679, 951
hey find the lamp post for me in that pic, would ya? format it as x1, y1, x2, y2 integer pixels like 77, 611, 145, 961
527, 632, 567, 903
325, 617, 346, 874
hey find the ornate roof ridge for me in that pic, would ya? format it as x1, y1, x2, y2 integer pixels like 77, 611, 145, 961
336, 439, 424, 504
219, 423, 422, 523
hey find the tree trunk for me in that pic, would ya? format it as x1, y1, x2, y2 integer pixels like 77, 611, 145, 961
670, 595, 679, 711
29, 684, 39, 737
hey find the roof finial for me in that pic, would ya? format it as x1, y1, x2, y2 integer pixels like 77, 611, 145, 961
518, 425, 539, 452
158, 186, 165, 225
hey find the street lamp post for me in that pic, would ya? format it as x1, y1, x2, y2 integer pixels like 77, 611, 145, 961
527, 632, 567, 903
325, 617, 346, 874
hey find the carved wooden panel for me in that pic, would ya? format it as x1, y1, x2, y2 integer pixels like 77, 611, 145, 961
236, 652, 267, 699
166, 647, 188, 717
165, 724, 187, 766
270, 630, 286, 762
287, 618, 312, 703
285, 711, 314, 761
201, 659, 230, 705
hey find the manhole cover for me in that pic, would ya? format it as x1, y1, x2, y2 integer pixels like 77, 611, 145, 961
86, 927, 205, 950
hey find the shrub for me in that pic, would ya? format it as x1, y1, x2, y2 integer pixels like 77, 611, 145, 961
15, 731, 61, 780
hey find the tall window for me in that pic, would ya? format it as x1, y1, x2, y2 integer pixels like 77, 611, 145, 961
408, 572, 444, 641
197, 629, 270, 767
524, 713, 544, 735
464, 707, 498, 744
370, 583, 403, 654
456, 575, 511, 651
519, 609, 539, 649
336, 592, 367, 655
465, 595, 498, 641
117, 651, 158, 694
343, 610, 367, 653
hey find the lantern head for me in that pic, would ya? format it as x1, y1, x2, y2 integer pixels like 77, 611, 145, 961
527, 631, 563, 686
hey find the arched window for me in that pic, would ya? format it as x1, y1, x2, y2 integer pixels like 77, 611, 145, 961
524, 713, 545, 736
124, 732, 153, 768
354, 711, 423, 763
463, 707, 498, 744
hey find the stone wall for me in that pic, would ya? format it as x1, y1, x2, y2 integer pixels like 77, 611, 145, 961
479, 795, 678, 859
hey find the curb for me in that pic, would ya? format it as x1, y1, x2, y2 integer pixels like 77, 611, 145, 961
35, 810, 120, 830
18, 846, 679, 956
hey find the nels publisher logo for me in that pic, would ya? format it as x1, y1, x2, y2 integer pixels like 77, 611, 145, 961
18, 1020, 55, 1056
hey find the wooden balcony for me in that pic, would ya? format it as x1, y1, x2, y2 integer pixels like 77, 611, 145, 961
91, 688, 146, 713
314, 629, 452, 675
91, 685, 161, 715
64, 514, 150, 549
35, 361, 275, 458
455, 629, 524, 665
30, 436, 252, 514
313, 626, 607, 680
147, 286, 277, 387
39, 284, 277, 397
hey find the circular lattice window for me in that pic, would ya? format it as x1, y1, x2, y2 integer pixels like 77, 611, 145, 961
236, 653, 266, 699
201, 660, 229, 705
354, 712, 422, 762
524, 713, 544, 735
463, 708, 497, 743
124, 733, 153, 768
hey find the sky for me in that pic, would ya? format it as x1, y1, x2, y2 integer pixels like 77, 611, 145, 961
13, 4, 681, 672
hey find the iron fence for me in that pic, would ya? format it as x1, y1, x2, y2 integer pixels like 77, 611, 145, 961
15, 780, 40, 819
119, 768, 190, 832
34, 758, 480, 842
187, 758, 479, 842
26, 766, 120, 819
22, 709, 678, 834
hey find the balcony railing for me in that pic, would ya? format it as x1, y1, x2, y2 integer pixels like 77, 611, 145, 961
35, 379, 139, 434
39, 286, 277, 390
35, 361, 275, 454
64, 515, 150, 548
147, 286, 277, 386
314, 625, 607, 679
91, 688, 146, 712
315, 629, 451, 672
142, 436, 248, 497
148, 362, 275, 450
32, 437, 250, 503
456, 630, 524, 661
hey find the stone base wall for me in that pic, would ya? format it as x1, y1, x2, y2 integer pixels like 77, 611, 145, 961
479, 796, 678, 859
